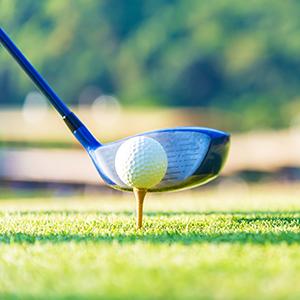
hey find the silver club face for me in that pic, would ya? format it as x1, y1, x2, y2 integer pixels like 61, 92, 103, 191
89, 127, 230, 192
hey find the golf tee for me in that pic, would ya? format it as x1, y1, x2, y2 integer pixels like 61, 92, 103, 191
133, 188, 146, 229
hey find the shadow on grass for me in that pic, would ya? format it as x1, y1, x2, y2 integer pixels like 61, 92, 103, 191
1, 230, 300, 246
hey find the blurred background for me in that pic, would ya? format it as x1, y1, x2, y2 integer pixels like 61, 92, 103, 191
1, 0, 300, 197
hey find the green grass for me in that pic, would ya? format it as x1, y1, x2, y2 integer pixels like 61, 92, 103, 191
0, 184, 300, 299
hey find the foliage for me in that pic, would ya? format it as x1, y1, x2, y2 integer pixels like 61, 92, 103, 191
1, 0, 300, 129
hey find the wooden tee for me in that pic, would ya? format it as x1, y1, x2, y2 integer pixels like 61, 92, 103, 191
133, 188, 147, 229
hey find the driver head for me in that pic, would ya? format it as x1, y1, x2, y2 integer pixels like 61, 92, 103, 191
89, 127, 230, 192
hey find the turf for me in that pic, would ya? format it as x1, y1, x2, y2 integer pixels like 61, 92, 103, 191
0, 184, 300, 299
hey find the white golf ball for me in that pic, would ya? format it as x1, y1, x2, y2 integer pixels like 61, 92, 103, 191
115, 136, 168, 189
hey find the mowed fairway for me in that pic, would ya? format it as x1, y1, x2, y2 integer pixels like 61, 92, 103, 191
0, 183, 300, 299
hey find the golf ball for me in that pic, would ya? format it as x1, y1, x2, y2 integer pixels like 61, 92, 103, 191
115, 136, 168, 189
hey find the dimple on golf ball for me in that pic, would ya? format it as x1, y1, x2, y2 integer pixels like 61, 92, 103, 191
115, 136, 168, 189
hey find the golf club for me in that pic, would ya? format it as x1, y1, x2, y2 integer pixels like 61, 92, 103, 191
0, 28, 230, 194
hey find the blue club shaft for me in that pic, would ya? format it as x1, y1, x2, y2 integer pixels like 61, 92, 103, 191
0, 28, 100, 149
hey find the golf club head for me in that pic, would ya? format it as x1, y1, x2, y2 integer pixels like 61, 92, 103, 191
87, 127, 230, 192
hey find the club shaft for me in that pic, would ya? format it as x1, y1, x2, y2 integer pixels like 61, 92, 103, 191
0, 27, 100, 148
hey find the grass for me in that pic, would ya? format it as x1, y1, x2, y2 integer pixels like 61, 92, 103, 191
0, 183, 300, 299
